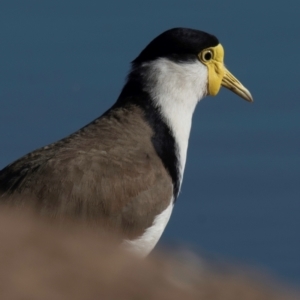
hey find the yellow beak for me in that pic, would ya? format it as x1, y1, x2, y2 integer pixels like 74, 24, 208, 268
221, 67, 253, 102
199, 44, 253, 102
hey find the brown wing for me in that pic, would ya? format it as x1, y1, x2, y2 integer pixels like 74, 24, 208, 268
0, 106, 173, 240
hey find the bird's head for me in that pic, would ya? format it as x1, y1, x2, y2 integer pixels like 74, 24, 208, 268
132, 28, 253, 103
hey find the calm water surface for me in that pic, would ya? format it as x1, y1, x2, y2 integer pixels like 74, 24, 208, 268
0, 0, 299, 286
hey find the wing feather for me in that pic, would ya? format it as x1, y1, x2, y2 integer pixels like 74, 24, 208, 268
0, 106, 173, 239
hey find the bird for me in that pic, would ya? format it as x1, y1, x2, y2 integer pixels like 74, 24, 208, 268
0, 28, 253, 256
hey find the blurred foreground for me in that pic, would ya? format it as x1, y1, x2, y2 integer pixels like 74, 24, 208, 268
0, 206, 298, 300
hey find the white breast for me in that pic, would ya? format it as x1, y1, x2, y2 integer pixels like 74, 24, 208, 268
123, 59, 208, 256
122, 199, 174, 257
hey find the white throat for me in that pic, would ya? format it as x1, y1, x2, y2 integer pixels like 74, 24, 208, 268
144, 58, 208, 187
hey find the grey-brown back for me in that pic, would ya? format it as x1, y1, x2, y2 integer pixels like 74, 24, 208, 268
0, 105, 173, 240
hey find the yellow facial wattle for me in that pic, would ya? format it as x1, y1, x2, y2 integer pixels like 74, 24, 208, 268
198, 44, 253, 102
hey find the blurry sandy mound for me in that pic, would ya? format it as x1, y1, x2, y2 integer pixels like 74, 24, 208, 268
0, 207, 298, 300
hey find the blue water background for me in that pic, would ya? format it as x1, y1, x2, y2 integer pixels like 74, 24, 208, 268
0, 1, 299, 286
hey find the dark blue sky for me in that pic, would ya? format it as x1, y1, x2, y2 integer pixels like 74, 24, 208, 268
1, 1, 299, 286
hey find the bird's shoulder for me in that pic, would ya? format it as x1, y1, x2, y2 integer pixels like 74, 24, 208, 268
0, 106, 173, 238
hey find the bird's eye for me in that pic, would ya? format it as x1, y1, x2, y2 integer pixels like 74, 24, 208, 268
201, 50, 213, 62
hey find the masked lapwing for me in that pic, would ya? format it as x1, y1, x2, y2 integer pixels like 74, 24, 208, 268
0, 28, 253, 256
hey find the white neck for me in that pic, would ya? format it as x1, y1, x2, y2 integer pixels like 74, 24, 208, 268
144, 58, 208, 186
